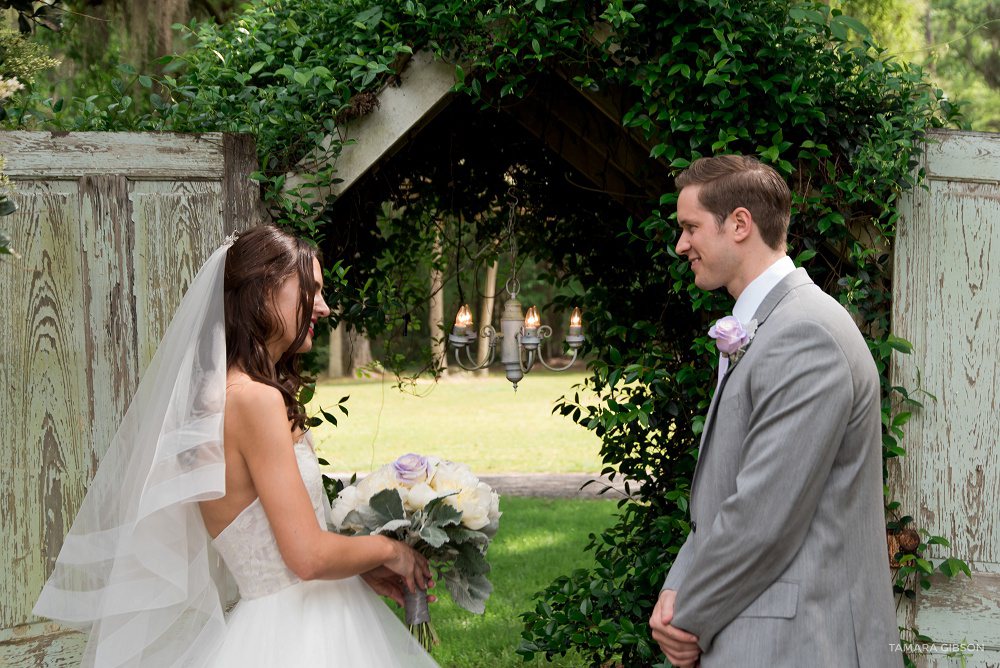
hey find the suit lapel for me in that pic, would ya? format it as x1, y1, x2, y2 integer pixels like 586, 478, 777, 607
688, 268, 813, 499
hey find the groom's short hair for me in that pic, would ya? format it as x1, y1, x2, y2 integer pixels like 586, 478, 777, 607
675, 155, 791, 250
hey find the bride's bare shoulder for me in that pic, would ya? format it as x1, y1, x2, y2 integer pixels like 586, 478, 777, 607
225, 372, 288, 437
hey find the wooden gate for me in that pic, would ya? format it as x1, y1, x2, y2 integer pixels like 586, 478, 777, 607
893, 129, 1000, 667
0, 132, 257, 665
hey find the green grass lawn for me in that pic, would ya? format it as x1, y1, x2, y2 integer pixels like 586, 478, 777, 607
311, 371, 603, 474
394, 496, 620, 668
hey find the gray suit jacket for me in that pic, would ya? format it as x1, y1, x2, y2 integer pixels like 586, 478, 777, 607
661, 269, 901, 668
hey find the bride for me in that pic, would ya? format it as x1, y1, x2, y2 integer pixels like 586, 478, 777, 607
34, 226, 440, 667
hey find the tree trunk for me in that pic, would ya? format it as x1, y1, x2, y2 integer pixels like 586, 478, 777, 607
476, 260, 500, 377
327, 316, 345, 378
348, 328, 374, 377
925, 4, 935, 74
429, 228, 448, 376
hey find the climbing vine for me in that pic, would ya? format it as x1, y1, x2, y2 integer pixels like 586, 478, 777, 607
8, 0, 972, 665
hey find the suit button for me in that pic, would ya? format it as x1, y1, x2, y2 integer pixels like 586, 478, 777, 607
691, 521, 697, 532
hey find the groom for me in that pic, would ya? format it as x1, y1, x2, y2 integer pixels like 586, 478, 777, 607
649, 155, 901, 667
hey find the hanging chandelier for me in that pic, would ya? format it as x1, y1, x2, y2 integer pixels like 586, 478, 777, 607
448, 192, 585, 391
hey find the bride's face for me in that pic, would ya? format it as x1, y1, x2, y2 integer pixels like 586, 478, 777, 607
267, 257, 330, 360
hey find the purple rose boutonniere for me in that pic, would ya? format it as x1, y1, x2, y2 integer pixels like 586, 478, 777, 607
708, 315, 758, 365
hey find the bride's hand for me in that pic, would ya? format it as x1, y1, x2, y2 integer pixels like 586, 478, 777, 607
383, 540, 433, 595
361, 565, 437, 607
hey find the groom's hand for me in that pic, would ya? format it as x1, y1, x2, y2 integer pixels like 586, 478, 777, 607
650, 589, 701, 667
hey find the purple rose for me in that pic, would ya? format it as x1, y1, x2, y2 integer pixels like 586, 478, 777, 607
391, 453, 429, 485
708, 316, 750, 356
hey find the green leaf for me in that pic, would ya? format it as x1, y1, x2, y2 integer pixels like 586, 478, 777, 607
938, 557, 972, 578
368, 488, 405, 522
833, 15, 870, 37
117, 63, 137, 75
249, 62, 265, 74
320, 407, 338, 427
419, 525, 449, 547
428, 500, 463, 527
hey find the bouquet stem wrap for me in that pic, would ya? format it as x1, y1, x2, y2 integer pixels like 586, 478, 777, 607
404, 588, 438, 650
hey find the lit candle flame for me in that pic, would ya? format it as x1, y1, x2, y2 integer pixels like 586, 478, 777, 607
456, 304, 473, 327
570, 307, 582, 327
525, 307, 540, 329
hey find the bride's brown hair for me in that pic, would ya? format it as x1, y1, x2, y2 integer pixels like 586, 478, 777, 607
224, 225, 317, 432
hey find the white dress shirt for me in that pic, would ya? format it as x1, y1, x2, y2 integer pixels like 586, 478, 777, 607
733, 255, 797, 324
717, 256, 796, 386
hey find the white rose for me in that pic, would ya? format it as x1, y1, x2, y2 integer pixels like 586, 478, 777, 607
404, 481, 439, 512
430, 461, 479, 495
330, 485, 361, 530
487, 489, 501, 522
451, 481, 494, 530
356, 467, 401, 505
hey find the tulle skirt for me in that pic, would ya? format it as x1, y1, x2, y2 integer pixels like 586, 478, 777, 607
208, 576, 439, 667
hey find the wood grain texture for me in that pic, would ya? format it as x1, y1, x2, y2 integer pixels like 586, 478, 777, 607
924, 130, 1000, 183
892, 130, 1000, 662
0, 132, 227, 180
130, 180, 224, 368
222, 134, 262, 231
0, 132, 258, 665
0, 182, 91, 630
0, 621, 87, 667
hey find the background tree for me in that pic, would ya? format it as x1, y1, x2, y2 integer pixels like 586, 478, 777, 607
828, 0, 1000, 130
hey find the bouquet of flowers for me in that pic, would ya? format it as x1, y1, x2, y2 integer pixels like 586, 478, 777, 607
329, 453, 501, 649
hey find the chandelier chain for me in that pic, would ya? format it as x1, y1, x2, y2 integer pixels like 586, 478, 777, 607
506, 188, 519, 297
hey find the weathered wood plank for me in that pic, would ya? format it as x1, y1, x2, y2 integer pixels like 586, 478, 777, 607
0, 182, 91, 630
924, 129, 1000, 183
0, 621, 87, 667
222, 134, 262, 231
914, 572, 1000, 648
131, 180, 225, 367
0, 132, 227, 180
894, 178, 1000, 563
78, 175, 141, 463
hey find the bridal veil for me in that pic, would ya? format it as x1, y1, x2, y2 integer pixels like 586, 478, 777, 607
34, 239, 237, 667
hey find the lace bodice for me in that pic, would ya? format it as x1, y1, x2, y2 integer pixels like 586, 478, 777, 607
212, 433, 329, 599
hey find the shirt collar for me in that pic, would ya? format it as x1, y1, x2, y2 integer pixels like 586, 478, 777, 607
732, 256, 796, 324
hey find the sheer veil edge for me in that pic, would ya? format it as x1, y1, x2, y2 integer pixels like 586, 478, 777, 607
34, 242, 237, 668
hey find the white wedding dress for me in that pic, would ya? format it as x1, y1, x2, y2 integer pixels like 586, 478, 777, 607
207, 433, 439, 667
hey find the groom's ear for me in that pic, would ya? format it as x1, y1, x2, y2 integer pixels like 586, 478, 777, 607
731, 207, 753, 243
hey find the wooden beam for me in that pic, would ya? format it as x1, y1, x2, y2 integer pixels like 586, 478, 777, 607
0, 132, 228, 179
285, 50, 457, 204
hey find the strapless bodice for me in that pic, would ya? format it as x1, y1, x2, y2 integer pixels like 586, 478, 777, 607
211, 434, 329, 599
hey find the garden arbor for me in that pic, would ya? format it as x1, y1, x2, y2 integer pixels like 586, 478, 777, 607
294, 50, 1000, 665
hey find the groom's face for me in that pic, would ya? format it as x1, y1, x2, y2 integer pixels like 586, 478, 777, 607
675, 184, 737, 292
